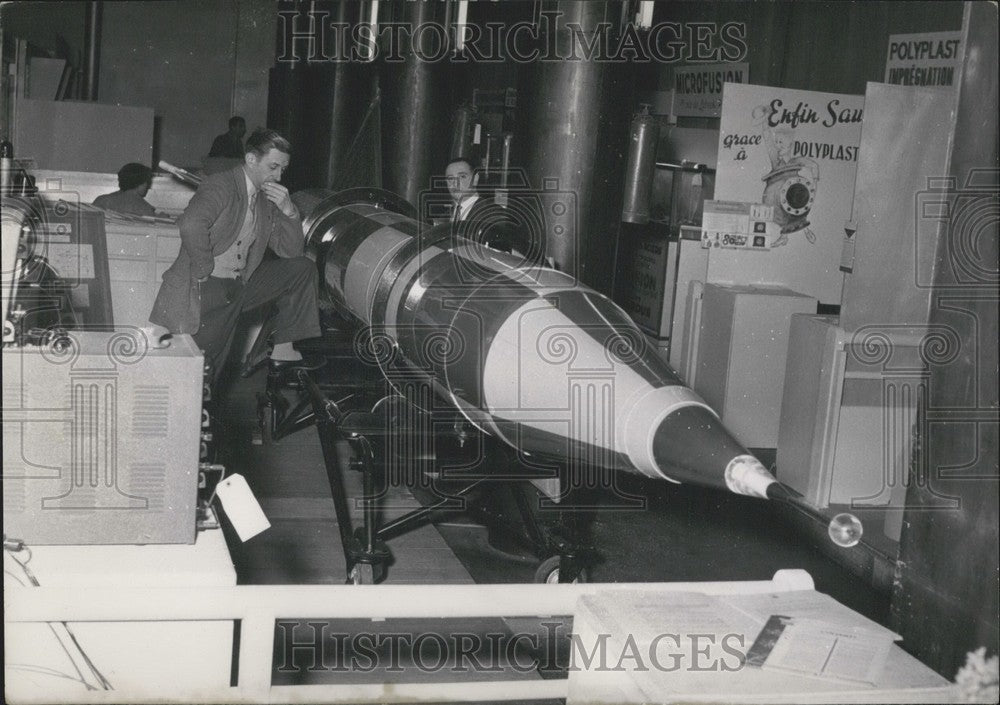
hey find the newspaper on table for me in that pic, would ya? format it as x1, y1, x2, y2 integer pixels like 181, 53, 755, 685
574, 587, 899, 695
733, 591, 899, 686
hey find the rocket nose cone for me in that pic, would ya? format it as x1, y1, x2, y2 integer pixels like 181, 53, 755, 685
651, 404, 777, 497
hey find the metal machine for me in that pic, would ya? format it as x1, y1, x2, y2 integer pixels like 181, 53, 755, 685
2, 196, 213, 546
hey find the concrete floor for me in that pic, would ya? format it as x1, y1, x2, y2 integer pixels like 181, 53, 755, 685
427, 473, 890, 624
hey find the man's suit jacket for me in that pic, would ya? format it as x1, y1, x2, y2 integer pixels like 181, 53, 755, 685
149, 166, 304, 334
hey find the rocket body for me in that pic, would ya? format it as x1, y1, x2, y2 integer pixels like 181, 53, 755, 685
304, 193, 778, 499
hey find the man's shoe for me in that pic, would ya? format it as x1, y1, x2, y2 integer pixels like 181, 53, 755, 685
268, 355, 326, 373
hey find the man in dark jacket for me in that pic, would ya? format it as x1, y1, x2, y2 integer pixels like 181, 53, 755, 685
208, 116, 246, 159
93, 163, 159, 217
445, 158, 540, 265
149, 128, 320, 384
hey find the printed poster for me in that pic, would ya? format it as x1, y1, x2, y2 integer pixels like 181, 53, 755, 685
709, 83, 865, 305
884, 32, 963, 88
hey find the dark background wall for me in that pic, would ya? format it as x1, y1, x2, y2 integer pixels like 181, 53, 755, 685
99, 0, 275, 166
2, 0, 275, 168
2, 1, 967, 172
654, 1, 964, 128
1, 1, 87, 62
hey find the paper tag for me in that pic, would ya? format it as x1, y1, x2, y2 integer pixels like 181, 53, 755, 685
216, 474, 271, 542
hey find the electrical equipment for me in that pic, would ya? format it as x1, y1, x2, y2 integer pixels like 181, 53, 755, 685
2, 331, 204, 544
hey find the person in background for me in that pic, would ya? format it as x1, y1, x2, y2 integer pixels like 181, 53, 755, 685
444, 157, 539, 264
149, 128, 321, 389
444, 158, 480, 223
209, 116, 247, 159
92, 163, 159, 217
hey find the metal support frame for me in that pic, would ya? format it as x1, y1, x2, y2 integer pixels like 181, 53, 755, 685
288, 366, 597, 585
254, 368, 317, 444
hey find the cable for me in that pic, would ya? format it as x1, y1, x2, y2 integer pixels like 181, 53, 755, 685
200, 463, 228, 508
5, 540, 94, 689
6, 663, 98, 688
208, 464, 227, 507
45, 622, 95, 690
7, 544, 39, 586
4, 538, 114, 690
63, 626, 114, 690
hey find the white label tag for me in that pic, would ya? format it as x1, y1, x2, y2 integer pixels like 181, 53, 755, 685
216, 474, 271, 542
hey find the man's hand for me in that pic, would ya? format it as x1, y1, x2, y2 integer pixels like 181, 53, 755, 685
261, 182, 298, 219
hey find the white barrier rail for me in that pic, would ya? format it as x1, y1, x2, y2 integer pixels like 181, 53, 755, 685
5, 570, 814, 704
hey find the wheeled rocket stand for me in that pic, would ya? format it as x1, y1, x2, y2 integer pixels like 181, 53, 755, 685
254, 366, 317, 444
251, 326, 381, 445
295, 368, 596, 585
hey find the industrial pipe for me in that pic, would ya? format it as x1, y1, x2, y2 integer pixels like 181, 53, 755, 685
82, 1, 102, 101
621, 104, 660, 224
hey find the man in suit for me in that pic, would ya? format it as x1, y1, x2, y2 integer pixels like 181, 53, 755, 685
209, 116, 247, 159
93, 163, 160, 217
444, 157, 538, 263
444, 158, 480, 223
149, 128, 320, 386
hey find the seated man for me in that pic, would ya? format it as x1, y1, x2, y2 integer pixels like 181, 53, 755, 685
444, 157, 541, 265
209, 116, 247, 159
92, 163, 160, 217
148, 128, 321, 389
444, 158, 481, 224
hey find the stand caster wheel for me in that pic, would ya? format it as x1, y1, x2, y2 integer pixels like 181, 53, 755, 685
534, 555, 588, 584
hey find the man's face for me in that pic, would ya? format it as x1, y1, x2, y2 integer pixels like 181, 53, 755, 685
245, 148, 289, 189
445, 161, 475, 203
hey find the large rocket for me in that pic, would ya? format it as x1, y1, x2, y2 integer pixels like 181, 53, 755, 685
301, 189, 837, 514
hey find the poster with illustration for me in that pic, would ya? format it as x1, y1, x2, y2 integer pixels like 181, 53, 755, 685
710, 83, 865, 305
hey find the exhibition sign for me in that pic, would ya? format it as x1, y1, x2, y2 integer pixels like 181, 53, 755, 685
884, 31, 964, 89
709, 83, 865, 305
672, 62, 749, 117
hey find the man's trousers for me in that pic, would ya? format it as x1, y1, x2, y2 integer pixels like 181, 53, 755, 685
193, 256, 320, 384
